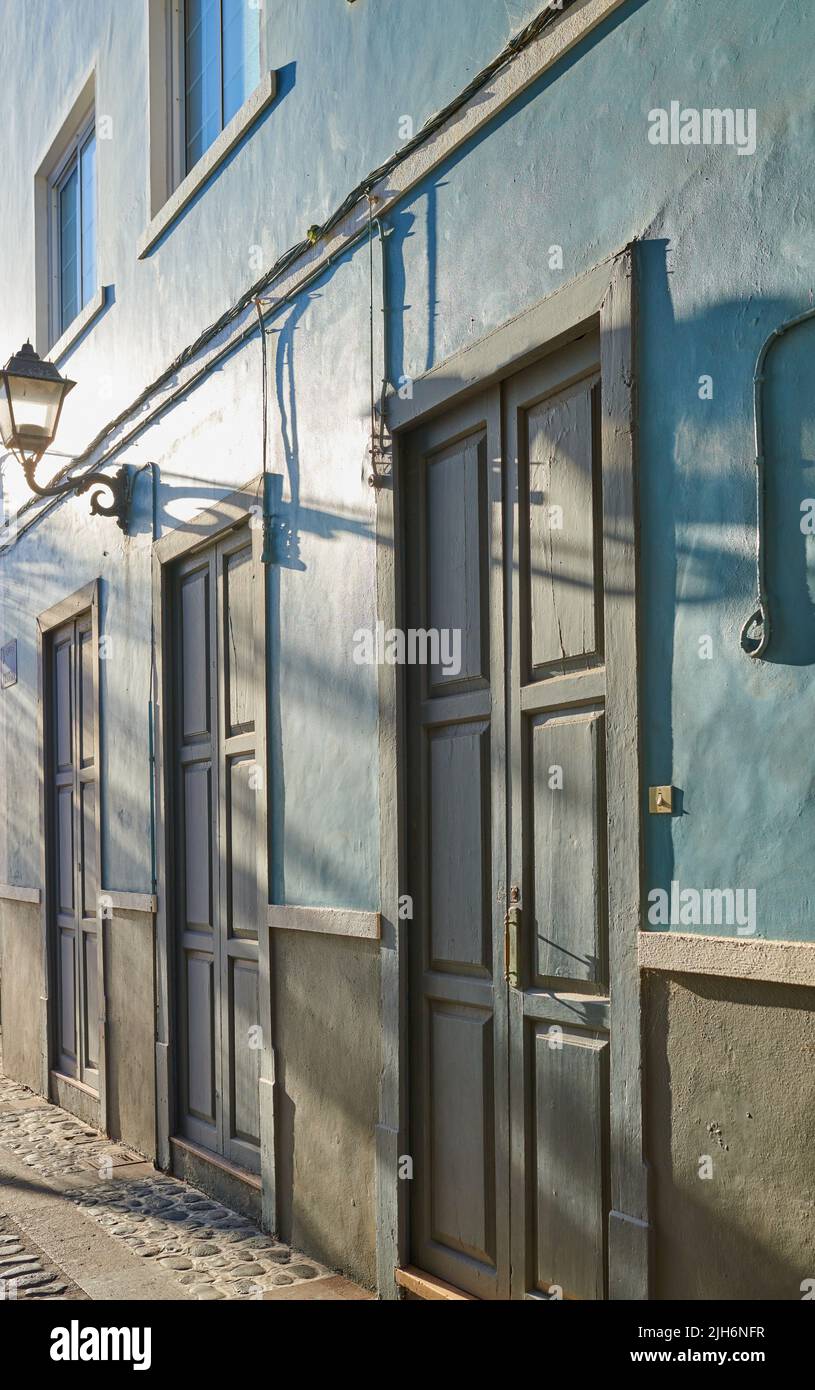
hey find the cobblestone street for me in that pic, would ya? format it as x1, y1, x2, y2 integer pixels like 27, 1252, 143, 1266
0, 1070, 373, 1302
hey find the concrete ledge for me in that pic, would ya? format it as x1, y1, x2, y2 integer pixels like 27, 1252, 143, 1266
50, 1070, 100, 1128
101, 889, 157, 914
638, 930, 815, 987
0, 883, 40, 904
268, 905, 381, 939
138, 70, 277, 258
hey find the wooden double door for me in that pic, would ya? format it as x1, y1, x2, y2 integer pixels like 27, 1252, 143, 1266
406, 329, 622, 1299
47, 609, 101, 1091
170, 526, 262, 1172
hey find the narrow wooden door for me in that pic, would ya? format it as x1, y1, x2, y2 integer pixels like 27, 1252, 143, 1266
49, 610, 100, 1091
172, 526, 261, 1172
405, 388, 511, 1298
505, 331, 611, 1300
406, 327, 620, 1299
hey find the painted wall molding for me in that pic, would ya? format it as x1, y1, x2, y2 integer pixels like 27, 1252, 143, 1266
639, 930, 815, 988
267, 905, 381, 941
0, 883, 41, 905
102, 890, 157, 914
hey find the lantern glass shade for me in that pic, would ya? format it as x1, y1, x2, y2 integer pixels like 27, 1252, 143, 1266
0, 342, 74, 463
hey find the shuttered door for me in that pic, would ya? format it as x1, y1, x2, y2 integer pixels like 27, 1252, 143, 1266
171, 526, 261, 1172
48, 610, 100, 1092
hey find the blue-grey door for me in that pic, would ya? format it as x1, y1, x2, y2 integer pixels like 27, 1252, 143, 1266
406, 329, 613, 1299
48, 610, 100, 1092
171, 525, 261, 1172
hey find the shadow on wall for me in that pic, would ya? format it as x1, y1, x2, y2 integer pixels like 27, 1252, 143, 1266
3, 215, 815, 913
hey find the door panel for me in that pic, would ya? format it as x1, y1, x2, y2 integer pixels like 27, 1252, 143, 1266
226, 755, 257, 930
531, 1028, 608, 1300
508, 331, 610, 1300
83, 933, 99, 1071
230, 957, 261, 1146
529, 708, 605, 985
183, 763, 213, 927
58, 931, 76, 1062
57, 787, 74, 914
525, 377, 602, 670
429, 1003, 496, 1266
428, 722, 491, 972
186, 952, 216, 1124
425, 433, 488, 689
406, 327, 622, 1300
80, 782, 98, 917
406, 389, 510, 1300
48, 609, 100, 1092
172, 526, 261, 1173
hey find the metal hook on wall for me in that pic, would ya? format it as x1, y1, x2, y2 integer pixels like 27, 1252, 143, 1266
741, 302, 815, 658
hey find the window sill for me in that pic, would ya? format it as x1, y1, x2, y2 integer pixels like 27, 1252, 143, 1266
47, 284, 108, 364
138, 69, 277, 260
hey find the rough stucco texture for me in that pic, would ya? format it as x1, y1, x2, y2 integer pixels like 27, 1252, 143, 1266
645, 971, 815, 1299
0, 901, 43, 1092
272, 931, 380, 1289
104, 911, 156, 1160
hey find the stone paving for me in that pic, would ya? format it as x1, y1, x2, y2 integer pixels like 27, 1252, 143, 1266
0, 1213, 86, 1301
73, 1177, 329, 1299
0, 1100, 132, 1180
0, 1069, 343, 1301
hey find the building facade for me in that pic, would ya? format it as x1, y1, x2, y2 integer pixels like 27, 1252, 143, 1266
0, 0, 813, 1300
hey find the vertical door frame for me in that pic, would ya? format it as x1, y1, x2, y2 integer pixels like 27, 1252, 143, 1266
37, 578, 106, 1128
380, 246, 648, 1299
152, 475, 274, 1223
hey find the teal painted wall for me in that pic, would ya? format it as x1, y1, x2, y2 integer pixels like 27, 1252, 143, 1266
0, 0, 813, 936
389, 0, 815, 941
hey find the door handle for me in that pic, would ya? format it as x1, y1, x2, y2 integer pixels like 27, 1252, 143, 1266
504, 904, 521, 988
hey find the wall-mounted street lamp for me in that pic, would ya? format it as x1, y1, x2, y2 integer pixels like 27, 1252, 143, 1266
0, 341, 130, 530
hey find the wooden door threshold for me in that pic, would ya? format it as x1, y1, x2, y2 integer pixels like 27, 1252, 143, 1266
395, 1265, 478, 1300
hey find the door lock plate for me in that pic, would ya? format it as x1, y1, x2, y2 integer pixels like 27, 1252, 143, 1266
504, 904, 521, 987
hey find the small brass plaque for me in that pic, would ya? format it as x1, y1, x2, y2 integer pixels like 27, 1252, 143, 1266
649, 785, 673, 814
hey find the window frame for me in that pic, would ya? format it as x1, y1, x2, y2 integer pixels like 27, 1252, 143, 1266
47, 110, 97, 347
168, 0, 267, 187
143, 1, 275, 253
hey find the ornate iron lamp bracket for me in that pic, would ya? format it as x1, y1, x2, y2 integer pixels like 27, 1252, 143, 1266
20, 456, 133, 532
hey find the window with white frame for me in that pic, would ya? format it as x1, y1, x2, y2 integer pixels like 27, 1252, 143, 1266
183, 0, 262, 172
49, 116, 97, 341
